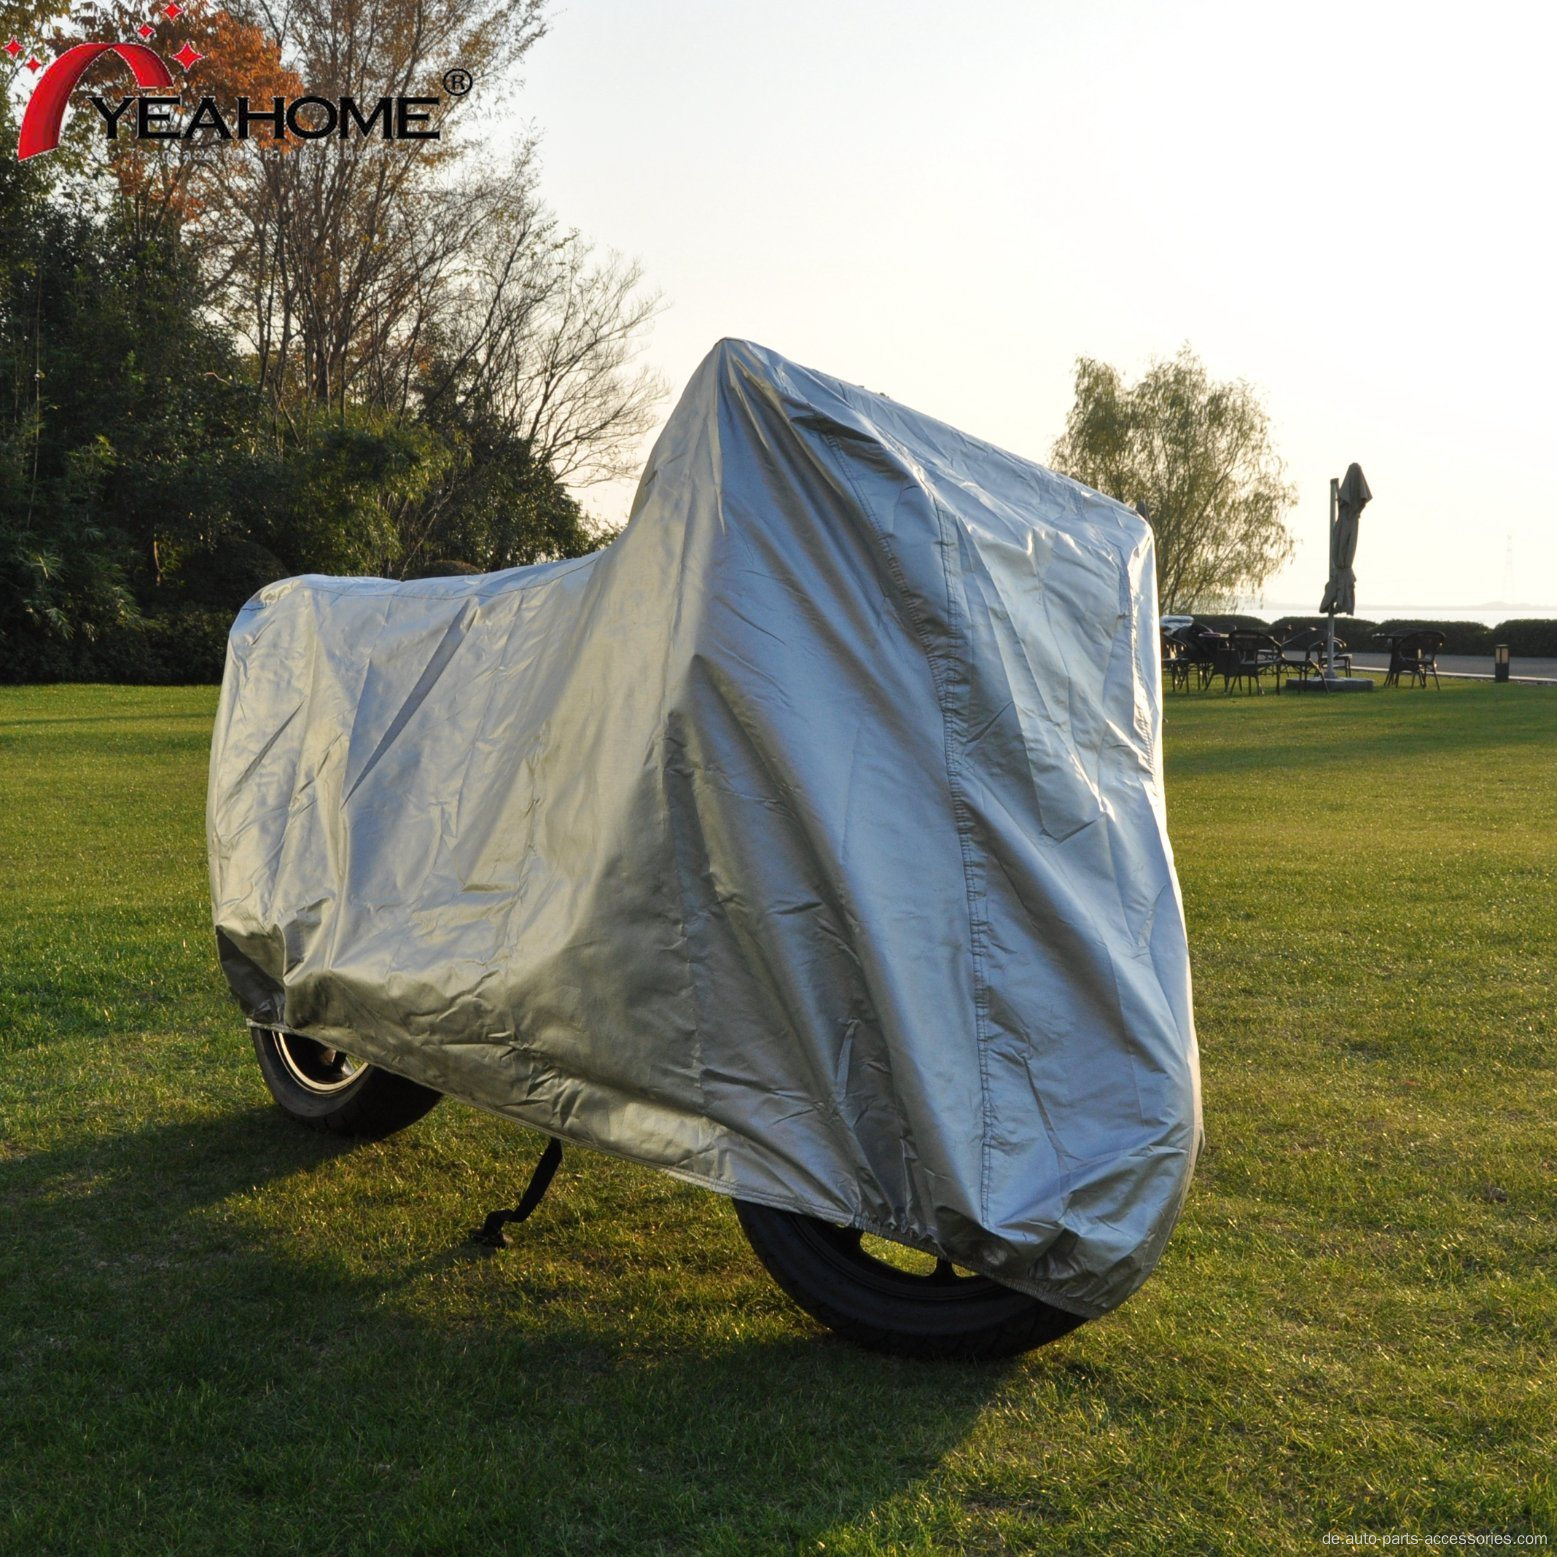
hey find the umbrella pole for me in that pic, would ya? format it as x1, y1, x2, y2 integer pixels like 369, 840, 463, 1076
1326, 477, 1339, 679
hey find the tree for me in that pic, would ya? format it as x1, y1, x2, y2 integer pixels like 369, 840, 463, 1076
0, 0, 665, 679
200, 0, 550, 415
0, 105, 269, 660
195, 0, 662, 557
402, 361, 598, 575
0, 189, 274, 584
83, 1, 306, 241
1050, 348, 1296, 612
414, 192, 665, 491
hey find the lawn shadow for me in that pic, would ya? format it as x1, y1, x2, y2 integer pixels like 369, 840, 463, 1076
0, 711, 213, 731
1164, 683, 1557, 783
2, 1108, 1009, 1553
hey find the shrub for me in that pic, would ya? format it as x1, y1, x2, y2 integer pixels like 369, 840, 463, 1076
406, 559, 483, 579
136, 609, 234, 683
1375, 619, 1495, 657
80, 620, 167, 683
1195, 613, 1272, 634
1492, 620, 1557, 658
173, 539, 290, 610
1270, 615, 1380, 647
0, 630, 77, 683
3, 608, 234, 685
1270, 618, 1557, 660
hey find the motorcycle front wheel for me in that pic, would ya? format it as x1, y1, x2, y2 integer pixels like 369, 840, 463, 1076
733, 1200, 1087, 1360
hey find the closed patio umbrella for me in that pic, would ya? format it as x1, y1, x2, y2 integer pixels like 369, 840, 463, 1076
1319, 462, 1372, 616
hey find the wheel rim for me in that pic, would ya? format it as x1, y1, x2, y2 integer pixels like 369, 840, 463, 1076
269, 1031, 367, 1096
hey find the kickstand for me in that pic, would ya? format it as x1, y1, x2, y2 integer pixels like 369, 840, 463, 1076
469, 1136, 563, 1248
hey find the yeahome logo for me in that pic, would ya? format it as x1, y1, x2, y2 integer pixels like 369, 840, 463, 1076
8, 6, 464, 161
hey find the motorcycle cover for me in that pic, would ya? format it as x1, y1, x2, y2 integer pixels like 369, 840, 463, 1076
208, 339, 1200, 1317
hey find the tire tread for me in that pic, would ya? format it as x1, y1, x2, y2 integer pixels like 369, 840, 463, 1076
734, 1199, 1087, 1360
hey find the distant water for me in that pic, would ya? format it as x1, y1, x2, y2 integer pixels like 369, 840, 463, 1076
1241, 600, 1557, 627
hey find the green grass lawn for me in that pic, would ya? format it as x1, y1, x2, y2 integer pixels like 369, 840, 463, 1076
2, 681, 1553, 1555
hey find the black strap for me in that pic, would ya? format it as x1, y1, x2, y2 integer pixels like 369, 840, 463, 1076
470, 1136, 563, 1247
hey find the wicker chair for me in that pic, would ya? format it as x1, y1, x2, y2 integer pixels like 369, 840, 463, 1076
1384, 630, 1444, 688
1277, 627, 1352, 686
1216, 630, 1281, 695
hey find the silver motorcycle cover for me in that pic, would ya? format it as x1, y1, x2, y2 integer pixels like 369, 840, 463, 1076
208, 339, 1200, 1316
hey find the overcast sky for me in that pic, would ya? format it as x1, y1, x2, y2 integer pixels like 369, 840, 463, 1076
512, 0, 1556, 614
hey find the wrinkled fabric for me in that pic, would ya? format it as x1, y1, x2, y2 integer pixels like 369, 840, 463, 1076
208, 339, 1201, 1316
1319, 460, 1372, 617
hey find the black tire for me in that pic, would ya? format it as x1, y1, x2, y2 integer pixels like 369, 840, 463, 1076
733, 1200, 1088, 1360
250, 1025, 442, 1139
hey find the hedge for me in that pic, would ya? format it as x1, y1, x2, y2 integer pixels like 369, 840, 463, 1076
1268, 615, 1381, 646
1371, 619, 1493, 656
1491, 619, 1557, 658
1192, 614, 1274, 634
1, 609, 233, 685
1191, 615, 1552, 660
8, 607, 1556, 686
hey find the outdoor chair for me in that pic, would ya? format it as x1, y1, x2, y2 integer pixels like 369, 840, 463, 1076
1383, 630, 1444, 688
1217, 630, 1281, 695
1160, 630, 1192, 693
1277, 627, 1351, 686
1176, 622, 1224, 691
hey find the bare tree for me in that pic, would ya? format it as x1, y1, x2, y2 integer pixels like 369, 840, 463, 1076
421, 197, 665, 487
184, 0, 546, 415
188, 0, 665, 486
387, 174, 664, 572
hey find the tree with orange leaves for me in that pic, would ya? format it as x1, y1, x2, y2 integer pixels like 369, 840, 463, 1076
75, 3, 304, 237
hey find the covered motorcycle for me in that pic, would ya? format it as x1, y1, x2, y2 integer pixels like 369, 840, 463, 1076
208, 338, 1201, 1356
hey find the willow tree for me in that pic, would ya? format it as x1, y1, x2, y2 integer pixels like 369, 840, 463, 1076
1050, 348, 1296, 612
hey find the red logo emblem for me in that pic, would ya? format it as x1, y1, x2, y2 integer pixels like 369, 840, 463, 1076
18, 42, 178, 159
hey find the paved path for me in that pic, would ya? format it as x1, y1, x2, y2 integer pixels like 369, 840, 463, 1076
1348, 652, 1557, 685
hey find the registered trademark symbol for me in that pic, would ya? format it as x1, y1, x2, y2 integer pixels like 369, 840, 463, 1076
442, 67, 472, 96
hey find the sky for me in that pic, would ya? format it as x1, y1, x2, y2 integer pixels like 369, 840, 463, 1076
508, 0, 1557, 615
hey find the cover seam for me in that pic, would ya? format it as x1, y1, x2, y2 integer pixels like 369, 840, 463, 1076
818, 431, 995, 1228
